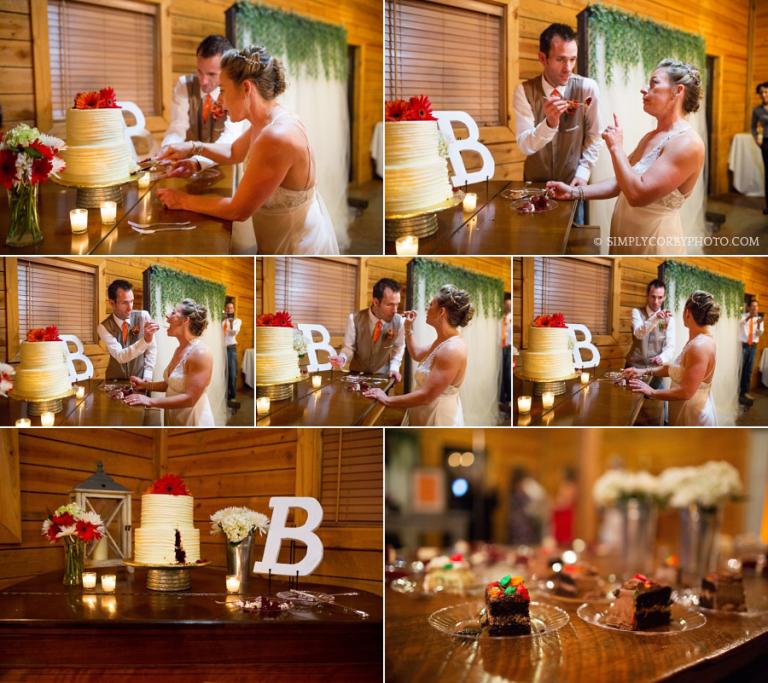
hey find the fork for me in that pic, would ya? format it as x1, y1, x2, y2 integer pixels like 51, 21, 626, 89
130, 224, 197, 234
128, 220, 192, 228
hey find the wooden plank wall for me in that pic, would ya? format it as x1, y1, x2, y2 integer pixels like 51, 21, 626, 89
0, 0, 35, 129
752, 0, 768, 115
0, 428, 156, 590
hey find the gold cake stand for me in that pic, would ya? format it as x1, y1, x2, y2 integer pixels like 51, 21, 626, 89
124, 559, 210, 592
52, 173, 136, 209
515, 368, 580, 397
385, 192, 464, 242
11, 386, 74, 415
256, 374, 304, 402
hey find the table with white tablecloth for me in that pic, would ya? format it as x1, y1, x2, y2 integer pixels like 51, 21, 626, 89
370, 121, 383, 178
729, 132, 764, 196
241, 348, 254, 388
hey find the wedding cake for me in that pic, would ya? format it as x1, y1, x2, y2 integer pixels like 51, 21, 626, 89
13, 340, 72, 401
520, 315, 575, 381
134, 475, 200, 565
256, 317, 300, 384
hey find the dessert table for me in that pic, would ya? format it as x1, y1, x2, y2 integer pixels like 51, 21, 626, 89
0, 568, 382, 681
0, 169, 235, 255
385, 181, 576, 255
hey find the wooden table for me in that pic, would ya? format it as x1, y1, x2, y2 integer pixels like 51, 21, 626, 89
0, 170, 234, 255
386, 563, 768, 682
0, 380, 162, 426
513, 364, 649, 426
385, 181, 576, 255
257, 370, 403, 427
0, 568, 382, 681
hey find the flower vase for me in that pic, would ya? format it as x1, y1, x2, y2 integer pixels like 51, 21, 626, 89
225, 533, 254, 590
618, 498, 657, 576
679, 504, 721, 583
6, 183, 43, 247
63, 539, 85, 586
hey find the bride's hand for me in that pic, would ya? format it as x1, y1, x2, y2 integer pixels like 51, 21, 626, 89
628, 378, 654, 396
129, 375, 149, 391
157, 143, 195, 162
403, 310, 418, 329
156, 188, 187, 210
545, 181, 573, 200
362, 387, 389, 405
622, 367, 641, 380
124, 392, 152, 407
602, 114, 624, 153
165, 159, 201, 178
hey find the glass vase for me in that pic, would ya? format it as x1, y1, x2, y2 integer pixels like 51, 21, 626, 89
63, 539, 85, 586
6, 183, 43, 247
225, 533, 254, 590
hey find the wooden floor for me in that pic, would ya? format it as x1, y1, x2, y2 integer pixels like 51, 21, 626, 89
735, 383, 768, 426
704, 193, 768, 254
346, 179, 383, 255
226, 386, 254, 426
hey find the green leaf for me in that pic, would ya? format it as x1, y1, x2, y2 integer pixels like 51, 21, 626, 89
662, 260, 744, 319
145, 265, 226, 324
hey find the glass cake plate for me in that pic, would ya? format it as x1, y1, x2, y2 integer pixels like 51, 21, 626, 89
532, 577, 618, 604
429, 601, 569, 639
674, 587, 768, 617
511, 197, 558, 214
577, 601, 706, 635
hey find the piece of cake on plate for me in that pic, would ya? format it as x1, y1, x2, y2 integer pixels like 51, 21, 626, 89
482, 575, 531, 636
654, 554, 682, 586
604, 573, 672, 630
549, 562, 603, 599
700, 571, 747, 612
422, 553, 474, 594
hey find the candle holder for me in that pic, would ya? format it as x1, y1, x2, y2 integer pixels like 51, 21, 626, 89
69, 208, 88, 234
311, 375, 322, 389
100, 574, 116, 593
100, 201, 117, 225
40, 411, 55, 427
256, 396, 271, 416
580, 371, 590, 385
14, 418, 31, 427
82, 572, 97, 590
395, 235, 418, 255
541, 392, 554, 409
137, 172, 150, 189
75, 385, 86, 399
462, 192, 478, 212
226, 575, 241, 594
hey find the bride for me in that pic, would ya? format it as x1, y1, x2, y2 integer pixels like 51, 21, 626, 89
155, 45, 339, 255
623, 291, 719, 426
125, 299, 215, 426
363, 285, 472, 426
547, 60, 705, 255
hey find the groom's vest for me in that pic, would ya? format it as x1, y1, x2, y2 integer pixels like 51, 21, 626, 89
101, 311, 146, 380
522, 74, 589, 183
183, 75, 226, 143
349, 309, 403, 375
625, 308, 668, 368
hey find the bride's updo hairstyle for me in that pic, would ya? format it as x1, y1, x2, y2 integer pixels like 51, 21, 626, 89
220, 45, 287, 100
435, 285, 475, 328
685, 290, 720, 326
656, 59, 702, 114
179, 299, 209, 337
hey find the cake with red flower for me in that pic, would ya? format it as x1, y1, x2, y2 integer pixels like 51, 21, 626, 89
519, 313, 575, 381
256, 311, 301, 385
58, 87, 136, 186
385, 95, 453, 215
134, 474, 201, 565
12, 326, 72, 402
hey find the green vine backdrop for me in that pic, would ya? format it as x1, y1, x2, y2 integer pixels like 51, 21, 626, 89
661, 261, 744, 319
588, 4, 706, 86
234, 2, 348, 81
411, 258, 504, 319
144, 266, 226, 324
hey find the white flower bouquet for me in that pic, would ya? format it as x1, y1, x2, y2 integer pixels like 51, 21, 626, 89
210, 506, 270, 545
659, 461, 743, 509
593, 469, 661, 507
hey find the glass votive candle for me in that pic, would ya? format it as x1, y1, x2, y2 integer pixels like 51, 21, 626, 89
100, 201, 117, 225
517, 395, 532, 414
82, 572, 97, 589
69, 208, 88, 234
256, 396, 271, 416
541, 391, 555, 409
14, 418, 31, 427
100, 574, 116, 593
580, 371, 590, 385
312, 375, 322, 389
395, 235, 418, 256
226, 575, 241, 593
40, 411, 55, 427
137, 172, 151, 189
463, 192, 478, 212
75, 385, 86, 399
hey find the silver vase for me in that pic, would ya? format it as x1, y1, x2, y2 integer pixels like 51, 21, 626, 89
225, 533, 254, 590
679, 504, 721, 583
618, 498, 658, 576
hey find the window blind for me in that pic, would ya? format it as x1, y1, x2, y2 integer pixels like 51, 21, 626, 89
48, 0, 157, 121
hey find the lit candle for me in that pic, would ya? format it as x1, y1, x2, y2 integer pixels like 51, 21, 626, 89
40, 411, 55, 427
14, 418, 31, 427
541, 392, 554, 409
101, 574, 116, 593
100, 201, 117, 225
69, 208, 88, 234
517, 395, 532, 414
226, 575, 241, 593
256, 396, 271, 416
75, 385, 85, 400
82, 572, 97, 589
580, 371, 590, 385
312, 375, 322, 389
137, 172, 151, 189
463, 192, 477, 212
395, 235, 418, 256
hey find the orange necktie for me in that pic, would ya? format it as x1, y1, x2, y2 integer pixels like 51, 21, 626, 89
121, 321, 129, 345
749, 318, 754, 345
202, 94, 213, 123
372, 320, 382, 344
552, 88, 560, 98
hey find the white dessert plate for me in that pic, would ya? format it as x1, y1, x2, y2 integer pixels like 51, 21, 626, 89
429, 601, 569, 640
577, 601, 706, 635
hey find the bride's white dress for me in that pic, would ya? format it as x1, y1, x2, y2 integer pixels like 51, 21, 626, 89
402, 337, 465, 426
610, 125, 692, 255
667, 335, 717, 426
163, 340, 215, 426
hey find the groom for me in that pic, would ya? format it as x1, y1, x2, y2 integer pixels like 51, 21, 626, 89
97, 279, 159, 382
329, 278, 405, 381
625, 278, 675, 382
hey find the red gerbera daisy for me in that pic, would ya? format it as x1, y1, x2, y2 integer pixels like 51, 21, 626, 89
29, 140, 54, 160
0, 149, 17, 189
74, 91, 101, 109
271, 311, 293, 327
150, 474, 190, 496
26, 328, 46, 342
43, 325, 61, 341
76, 520, 101, 543
45, 523, 60, 542
385, 99, 411, 121
407, 95, 436, 121
257, 313, 274, 326
51, 512, 75, 527
97, 87, 120, 108
31, 156, 53, 184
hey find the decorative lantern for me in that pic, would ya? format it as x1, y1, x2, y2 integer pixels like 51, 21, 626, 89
71, 461, 132, 568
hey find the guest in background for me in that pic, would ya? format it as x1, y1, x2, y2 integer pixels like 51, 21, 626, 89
223, 300, 242, 406
500, 294, 512, 413
506, 467, 549, 546
751, 82, 768, 215
552, 466, 577, 548
739, 299, 764, 407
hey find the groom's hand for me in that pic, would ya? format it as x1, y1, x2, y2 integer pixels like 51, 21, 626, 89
144, 322, 160, 343
329, 354, 345, 369
157, 142, 195, 161
389, 370, 402, 383
166, 160, 201, 178
543, 96, 568, 128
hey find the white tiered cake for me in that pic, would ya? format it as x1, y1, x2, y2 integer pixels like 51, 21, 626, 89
256, 326, 300, 384
134, 478, 200, 565
13, 341, 72, 400
385, 120, 453, 215
520, 326, 575, 381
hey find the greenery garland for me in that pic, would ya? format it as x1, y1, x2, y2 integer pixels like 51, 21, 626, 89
145, 266, 226, 324
234, 2, 348, 81
661, 260, 744, 319
411, 258, 504, 319
587, 4, 706, 86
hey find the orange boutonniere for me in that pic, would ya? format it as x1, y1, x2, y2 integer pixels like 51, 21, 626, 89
131, 325, 140, 336
385, 327, 395, 340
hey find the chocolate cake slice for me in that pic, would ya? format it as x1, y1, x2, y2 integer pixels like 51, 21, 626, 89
700, 572, 747, 612
484, 575, 531, 636
605, 574, 672, 631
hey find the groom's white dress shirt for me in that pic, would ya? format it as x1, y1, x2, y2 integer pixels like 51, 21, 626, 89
338, 308, 406, 375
